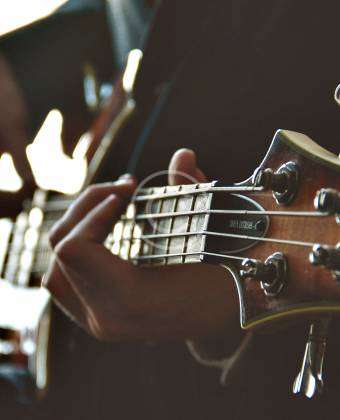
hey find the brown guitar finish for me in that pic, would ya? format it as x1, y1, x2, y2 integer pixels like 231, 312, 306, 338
218, 130, 340, 330
108, 129, 340, 331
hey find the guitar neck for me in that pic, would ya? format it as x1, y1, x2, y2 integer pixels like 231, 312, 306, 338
2, 182, 215, 287
105, 182, 215, 266
2, 190, 74, 285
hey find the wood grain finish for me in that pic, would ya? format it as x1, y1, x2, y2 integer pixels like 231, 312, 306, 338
217, 130, 340, 330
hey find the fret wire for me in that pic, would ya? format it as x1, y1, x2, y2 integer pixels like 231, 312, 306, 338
126, 203, 137, 261
201, 186, 215, 256
150, 187, 166, 263
119, 218, 127, 259
166, 185, 191, 265
113, 220, 123, 257
138, 204, 147, 260
178, 186, 190, 264
123, 209, 326, 221
168, 187, 180, 264
139, 188, 154, 262
128, 220, 136, 261
165, 186, 180, 264
4, 213, 28, 285
183, 185, 199, 264
134, 185, 263, 202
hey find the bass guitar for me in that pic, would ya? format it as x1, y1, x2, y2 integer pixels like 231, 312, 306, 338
103, 129, 339, 398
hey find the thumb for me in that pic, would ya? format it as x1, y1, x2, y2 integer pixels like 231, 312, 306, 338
168, 148, 207, 186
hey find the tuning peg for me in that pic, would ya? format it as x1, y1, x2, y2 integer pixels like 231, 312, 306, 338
309, 244, 340, 282
240, 258, 276, 283
335, 83, 340, 106
240, 252, 287, 296
293, 319, 330, 398
252, 161, 299, 204
252, 168, 288, 193
314, 188, 340, 215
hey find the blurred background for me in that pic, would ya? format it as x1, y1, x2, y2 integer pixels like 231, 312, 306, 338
0, 2, 152, 418
0, 0, 113, 196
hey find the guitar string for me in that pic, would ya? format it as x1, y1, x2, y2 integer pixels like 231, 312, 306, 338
123, 209, 326, 221
15, 205, 329, 274
7, 183, 331, 276
9, 210, 329, 276
25, 227, 324, 275
138, 230, 314, 247
132, 251, 245, 262
132, 185, 264, 202
41, 185, 262, 210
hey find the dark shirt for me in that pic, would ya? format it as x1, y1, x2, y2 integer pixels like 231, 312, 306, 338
4, 1, 337, 419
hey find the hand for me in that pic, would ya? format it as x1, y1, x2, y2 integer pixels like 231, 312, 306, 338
44, 150, 240, 341
0, 53, 33, 182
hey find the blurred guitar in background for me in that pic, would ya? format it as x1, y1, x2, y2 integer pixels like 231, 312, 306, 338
0, 49, 143, 399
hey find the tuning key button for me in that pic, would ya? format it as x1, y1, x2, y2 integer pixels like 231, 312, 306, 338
314, 188, 340, 215
252, 168, 287, 193
335, 83, 340, 106
309, 244, 340, 281
252, 161, 299, 204
240, 252, 288, 296
240, 258, 276, 283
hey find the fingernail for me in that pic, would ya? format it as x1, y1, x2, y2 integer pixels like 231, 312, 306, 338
41, 274, 48, 288
119, 173, 133, 180
107, 193, 118, 202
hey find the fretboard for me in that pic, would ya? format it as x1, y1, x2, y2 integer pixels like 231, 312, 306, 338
105, 182, 215, 266
1, 190, 74, 286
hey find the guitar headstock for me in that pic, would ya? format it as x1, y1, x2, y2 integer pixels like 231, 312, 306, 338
205, 130, 340, 330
